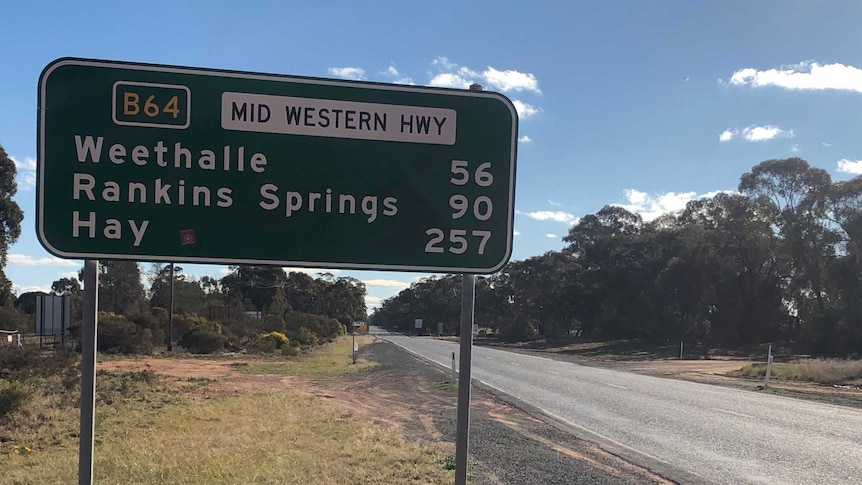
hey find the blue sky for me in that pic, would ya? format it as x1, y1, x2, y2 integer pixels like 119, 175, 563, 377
4, 0, 862, 310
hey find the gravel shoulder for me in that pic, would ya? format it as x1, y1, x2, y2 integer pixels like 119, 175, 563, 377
344, 338, 673, 485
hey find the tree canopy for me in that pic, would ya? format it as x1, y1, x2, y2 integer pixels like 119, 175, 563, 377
0, 145, 23, 307
372, 158, 862, 356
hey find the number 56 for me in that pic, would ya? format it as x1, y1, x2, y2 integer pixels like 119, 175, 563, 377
450, 160, 493, 187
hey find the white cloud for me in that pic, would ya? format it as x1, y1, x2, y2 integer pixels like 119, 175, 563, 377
823, 142, 832, 147
513, 230, 521, 236
512, 100, 540, 119
10, 156, 36, 190
429, 72, 472, 89
429, 67, 477, 89
685, 76, 690, 82
363, 279, 409, 288
427, 58, 541, 115
19, 172, 35, 190
481, 67, 541, 93
790, 144, 800, 152
548, 200, 563, 207
431, 56, 457, 70
546, 233, 558, 239
365, 295, 383, 309
13, 284, 51, 295
615, 189, 735, 221
837, 159, 862, 174
11, 155, 36, 171
8, 254, 79, 266
518, 135, 532, 143
282, 267, 341, 275
328, 67, 365, 80
719, 125, 793, 143
381, 65, 414, 85
218, 267, 232, 275
729, 61, 862, 93
743, 125, 792, 142
516, 210, 578, 224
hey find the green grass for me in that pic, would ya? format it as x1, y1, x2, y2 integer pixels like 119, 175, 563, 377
736, 358, 862, 384
434, 380, 458, 392
2, 336, 450, 484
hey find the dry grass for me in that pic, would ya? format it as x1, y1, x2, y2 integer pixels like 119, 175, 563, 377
239, 335, 377, 379
2, 336, 452, 484
736, 358, 862, 385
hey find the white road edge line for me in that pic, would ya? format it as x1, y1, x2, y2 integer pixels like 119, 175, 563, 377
711, 408, 754, 419
510, 362, 520, 366
605, 383, 628, 390
546, 370, 560, 375
378, 335, 706, 482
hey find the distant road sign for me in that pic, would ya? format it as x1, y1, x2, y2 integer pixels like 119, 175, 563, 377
38, 58, 518, 274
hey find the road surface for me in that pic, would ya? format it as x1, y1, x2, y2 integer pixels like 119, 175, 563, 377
373, 328, 862, 484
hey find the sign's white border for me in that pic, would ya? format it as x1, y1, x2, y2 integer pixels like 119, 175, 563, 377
37, 58, 518, 274
111, 81, 192, 129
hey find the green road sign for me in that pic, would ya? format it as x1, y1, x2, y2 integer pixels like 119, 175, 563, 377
37, 58, 518, 274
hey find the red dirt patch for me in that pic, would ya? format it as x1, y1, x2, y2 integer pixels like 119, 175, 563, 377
99, 358, 309, 397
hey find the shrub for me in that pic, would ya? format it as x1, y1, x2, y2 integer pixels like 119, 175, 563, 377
98, 312, 154, 354
284, 312, 342, 344
179, 326, 225, 354
293, 327, 319, 347
129, 312, 165, 346
262, 315, 285, 333
281, 344, 301, 357
0, 379, 30, 417
247, 331, 291, 353
260, 331, 290, 349
173, 313, 222, 340
0, 346, 78, 381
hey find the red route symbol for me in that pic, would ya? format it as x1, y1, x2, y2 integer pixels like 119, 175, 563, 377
179, 229, 196, 245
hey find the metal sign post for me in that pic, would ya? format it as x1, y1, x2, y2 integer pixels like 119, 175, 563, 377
454, 274, 476, 485
78, 260, 99, 485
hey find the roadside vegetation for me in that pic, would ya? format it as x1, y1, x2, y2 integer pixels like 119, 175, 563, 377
737, 359, 862, 385
373, 158, 862, 358
1, 337, 453, 484
4, 261, 366, 357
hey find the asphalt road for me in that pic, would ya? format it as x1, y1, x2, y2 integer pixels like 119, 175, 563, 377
374, 328, 862, 485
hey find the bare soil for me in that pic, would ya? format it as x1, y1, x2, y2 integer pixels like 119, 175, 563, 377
101, 342, 675, 484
